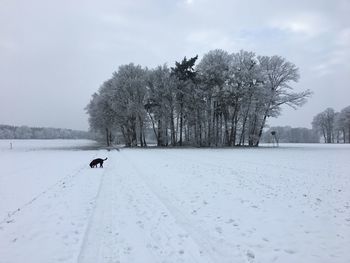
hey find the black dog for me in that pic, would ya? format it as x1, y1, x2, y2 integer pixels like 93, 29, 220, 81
89, 158, 108, 168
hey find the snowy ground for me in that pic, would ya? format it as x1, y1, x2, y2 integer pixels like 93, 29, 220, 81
0, 140, 349, 263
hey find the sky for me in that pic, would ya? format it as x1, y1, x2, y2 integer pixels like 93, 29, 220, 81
0, 0, 349, 131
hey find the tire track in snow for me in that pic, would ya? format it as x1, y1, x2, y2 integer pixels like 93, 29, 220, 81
78, 151, 213, 263
120, 151, 248, 263
119, 151, 215, 263
122, 150, 259, 263
76, 152, 111, 263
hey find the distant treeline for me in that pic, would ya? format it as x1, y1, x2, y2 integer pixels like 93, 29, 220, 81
262, 105, 350, 144
312, 106, 350, 143
262, 126, 319, 143
0, 124, 92, 140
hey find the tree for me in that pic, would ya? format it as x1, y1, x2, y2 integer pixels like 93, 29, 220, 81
109, 64, 148, 147
335, 106, 350, 143
171, 55, 198, 146
229, 50, 262, 146
197, 49, 231, 146
86, 49, 311, 147
251, 56, 312, 146
312, 108, 336, 143
146, 65, 177, 146
85, 81, 116, 147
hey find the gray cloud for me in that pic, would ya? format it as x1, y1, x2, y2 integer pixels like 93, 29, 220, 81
0, 0, 349, 130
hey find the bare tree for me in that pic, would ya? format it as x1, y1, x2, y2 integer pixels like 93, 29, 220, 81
312, 108, 336, 143
254, 55, 312, 146
86, 49, 311, 148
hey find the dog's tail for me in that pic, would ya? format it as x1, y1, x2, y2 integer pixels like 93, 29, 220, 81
104, 158, 108, 161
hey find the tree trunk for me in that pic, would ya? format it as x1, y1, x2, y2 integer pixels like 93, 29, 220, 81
170, 107, 176, 146
143, 130, 147, 147
219, 112, 223, 146
254, 105, 269, 147
121, 126, 128, 147
139, 115, 144, 147
131, 116, 137, 147
175, 111, 179, 144
165, 125, 168, 146
105, 128, 110, 147
229, 107, 239, 147
322, 128, 326, 143
109, 130, 112, 146
233, 113, 238, 146
157, 119, 163, 146
207, 97, 212, 146
239, 102, 252, 146
223, 112, 229, 146
179, 101, 183, 146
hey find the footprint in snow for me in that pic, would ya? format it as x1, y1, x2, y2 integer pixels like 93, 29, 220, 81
124, 246, 132, 254
226, 218, 235, 224
178, 233, 189, 239
136, 220, 144, 229
215, 226, 223, 234
246, 250, 255, 261
284, 249, 296, 254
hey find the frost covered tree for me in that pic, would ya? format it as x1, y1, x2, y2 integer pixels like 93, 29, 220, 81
312, 108, 336, 143
84, 82, 114, 146
196, 49, 232, 146
111, 64, 148, 147
86, 64, 149, 147
229, 51, 263, 146
253, 56, 312, 146
85, 80, 117, 146
146, 65, 177, 146
171, 55, 198, 146
86, 49, 311, 147
335, 106, 350, 143
312, 106, 350, 144
15, 126, 33, 139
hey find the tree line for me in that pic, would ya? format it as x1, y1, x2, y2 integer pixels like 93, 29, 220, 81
312, 106, 350, 143
262, 126, 319, 143
0, 124, 92, 140
86, 49, 311, 147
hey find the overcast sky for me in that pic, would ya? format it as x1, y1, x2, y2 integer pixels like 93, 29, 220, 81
1, 0, 349, 131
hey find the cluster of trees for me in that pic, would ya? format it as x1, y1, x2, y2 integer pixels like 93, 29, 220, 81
86, 49, 311, 147
262, 126, 319, 143
0, 124, 92, 140
312, 106, 350, 143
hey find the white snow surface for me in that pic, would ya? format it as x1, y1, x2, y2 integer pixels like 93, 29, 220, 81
0, 140, 349, 263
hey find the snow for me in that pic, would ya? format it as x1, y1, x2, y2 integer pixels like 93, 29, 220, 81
1, 140, 349, 263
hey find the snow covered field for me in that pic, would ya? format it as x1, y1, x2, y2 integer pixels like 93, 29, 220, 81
0, 140, 349, 263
